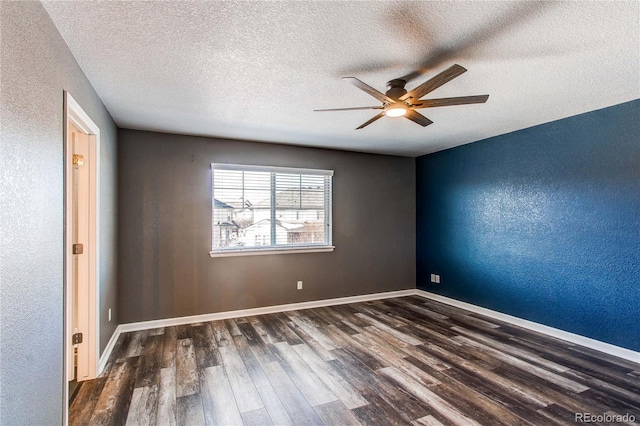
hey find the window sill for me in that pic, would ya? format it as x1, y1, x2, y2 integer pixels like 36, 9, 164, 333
209, 246, 335, 258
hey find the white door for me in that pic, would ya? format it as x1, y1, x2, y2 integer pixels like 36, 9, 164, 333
67, 122, 95, 381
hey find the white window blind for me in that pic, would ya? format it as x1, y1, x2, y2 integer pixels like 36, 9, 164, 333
211, 164, 333, 255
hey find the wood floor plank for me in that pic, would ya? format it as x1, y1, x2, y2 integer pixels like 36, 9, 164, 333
577, 388, 640, 415
218, 343, 264, 412
125, 331, 148, 358
89, 357, 139, 426
148, 327, 165, 336
412, 414, 446, 426
298, 309, 331, 327
200, 365, 244, 425
537, 403, 579, 425
135, 334, 163, 388
453, 335, 590, 393
398, 319, 463, 349
176, 338, 199, 397
69, 377, 107, 425
156, 367, 177, 426
393, 358, 442, 388
539, 349, 640, 391
361, 302, 415, 328
355, 313, 423, 345
125, 385, 158, 426
192, 324, 221, 369
561, 369, 640, 408
101, 333, 131, 373
332, 348, 430, 422
270, 341, 338, 407
314, 400, 362, 426
176, 393, 205, 426
492, 364, 613, 418
176, 325, 192, 340
324, 325, 388, 370
256, 385, 294, 426
379, 366, 484, 426
266, 313, 305, 345
226, 318, 243, 337
418, 343, 554, 408
386, 298, 449, 321
351, 400, 407, 426
233, 334, 270, 388
161, 326, 177, 369
352, 327, 410, 365
284, 317, 337, 361
286, 310, 340, 351
442, 364, 560, 425
359, 322, 452, 374
237, 321, 277, 364
292, 343, 368, 409
566, 345, 640, 371
451, 325, 569, 373
312, 306, 360, 335
248, 316, 281, 344
261, 361, 324, 425
404, 357, 530, 426
418, 301, 501, 332
241, 407, 274, 426
210, 320, 234, 347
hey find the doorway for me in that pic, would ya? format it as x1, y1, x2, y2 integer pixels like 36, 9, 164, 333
64, 92, 100, 411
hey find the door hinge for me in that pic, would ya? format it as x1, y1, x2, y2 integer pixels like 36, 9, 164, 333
72, 154, 84, 167
73, 243, 83, 255
72, 333, 83, 344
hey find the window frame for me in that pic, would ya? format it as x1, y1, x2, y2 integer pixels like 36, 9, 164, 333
210, 163, 334, 257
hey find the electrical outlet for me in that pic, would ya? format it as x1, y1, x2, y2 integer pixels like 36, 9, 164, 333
108, 308, 112, 321
297, 281, 303, 290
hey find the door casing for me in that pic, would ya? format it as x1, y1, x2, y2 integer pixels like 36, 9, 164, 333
63, 91, 100, 422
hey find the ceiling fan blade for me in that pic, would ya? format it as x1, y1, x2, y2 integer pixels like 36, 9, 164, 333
413, 95, 489, 108
404, 110, 433, 127
392, 2, 555, 83
356, 112, 386, 129
400, 64, 467, 101
314, 106, 384, 112
343, 77, 395, 104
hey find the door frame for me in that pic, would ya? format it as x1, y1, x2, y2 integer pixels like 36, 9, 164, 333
63, 91, 100, 410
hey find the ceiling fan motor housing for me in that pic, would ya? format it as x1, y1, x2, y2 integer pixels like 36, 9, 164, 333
385, 79, 408, 101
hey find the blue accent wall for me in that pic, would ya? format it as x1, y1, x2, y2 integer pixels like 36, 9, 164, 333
416, 100, 640, 352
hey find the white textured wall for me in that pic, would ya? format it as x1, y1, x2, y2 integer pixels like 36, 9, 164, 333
0, 2, 117, 423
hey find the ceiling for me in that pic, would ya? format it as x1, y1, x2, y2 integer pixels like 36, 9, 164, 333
43, 1, 639, 157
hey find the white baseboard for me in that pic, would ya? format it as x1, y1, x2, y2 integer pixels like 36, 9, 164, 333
98, 287, 639, 369
416, 290, 640, 364
100, 289, 415, 364
119, 289, 415, 333
98, 326, 120, 375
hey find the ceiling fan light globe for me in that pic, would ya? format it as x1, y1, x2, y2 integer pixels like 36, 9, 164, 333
385, 107, 407, 117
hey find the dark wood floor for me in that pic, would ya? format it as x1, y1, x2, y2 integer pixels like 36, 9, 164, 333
70, 296, 640, 425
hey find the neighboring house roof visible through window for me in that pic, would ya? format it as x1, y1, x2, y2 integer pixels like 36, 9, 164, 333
214, 198, 234, 209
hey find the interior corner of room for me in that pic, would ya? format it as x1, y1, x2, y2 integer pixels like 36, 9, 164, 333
1, 1, 638, 424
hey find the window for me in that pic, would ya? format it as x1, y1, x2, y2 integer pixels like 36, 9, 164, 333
211, 163, 333, 257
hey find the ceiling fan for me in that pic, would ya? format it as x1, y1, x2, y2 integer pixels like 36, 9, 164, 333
315, 64, 489, 129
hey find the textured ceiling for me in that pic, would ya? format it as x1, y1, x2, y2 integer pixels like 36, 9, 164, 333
43, 1, 639, 157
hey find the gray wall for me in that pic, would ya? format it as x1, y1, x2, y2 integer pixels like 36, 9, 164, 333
118, 129, 415, 323
0, 2, 118, 424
